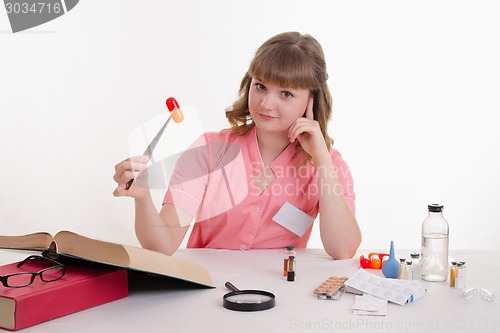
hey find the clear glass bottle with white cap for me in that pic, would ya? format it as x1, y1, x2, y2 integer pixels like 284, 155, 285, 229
421, 204, 449, 282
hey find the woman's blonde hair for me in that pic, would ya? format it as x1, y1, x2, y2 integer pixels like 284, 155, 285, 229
225, 31, 334, 153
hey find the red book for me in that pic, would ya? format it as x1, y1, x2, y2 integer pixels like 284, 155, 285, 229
0, 257, 128, 331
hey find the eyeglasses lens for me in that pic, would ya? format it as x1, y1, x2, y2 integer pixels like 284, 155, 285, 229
41, 266, 65, 282
6, 273, 34, 288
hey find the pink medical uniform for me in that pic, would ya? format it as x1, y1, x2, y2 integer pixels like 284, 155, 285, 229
163, 126, 355, 250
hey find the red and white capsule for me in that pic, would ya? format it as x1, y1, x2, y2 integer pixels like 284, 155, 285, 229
166, 97, 184, 123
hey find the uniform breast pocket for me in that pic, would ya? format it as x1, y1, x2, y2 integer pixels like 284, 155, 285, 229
272, 201, 315, 237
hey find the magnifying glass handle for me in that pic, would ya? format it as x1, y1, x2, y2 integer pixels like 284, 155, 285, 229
225, 281, 240, 292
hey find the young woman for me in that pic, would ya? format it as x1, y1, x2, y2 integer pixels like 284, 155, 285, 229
113, 32, 361, 259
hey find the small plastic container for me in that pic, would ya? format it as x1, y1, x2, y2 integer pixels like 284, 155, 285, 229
461, 287, 495, 302
462, 287, 477, 299
480, 288, 495, 302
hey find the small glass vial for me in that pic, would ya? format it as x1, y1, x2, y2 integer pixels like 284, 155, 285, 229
410, 253, 421, 280
405, 261, 413, 280
283, 245, 295, 276
287, 255, 296, 282
455, 262, 466, 290
460, 262, 467, 288
398, 258, 407, 279
450, 262, 457, 288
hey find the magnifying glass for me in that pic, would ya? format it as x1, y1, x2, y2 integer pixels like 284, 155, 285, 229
223, 281, 276, 312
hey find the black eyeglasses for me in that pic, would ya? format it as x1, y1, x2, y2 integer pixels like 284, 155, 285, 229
0, 255, 66, 288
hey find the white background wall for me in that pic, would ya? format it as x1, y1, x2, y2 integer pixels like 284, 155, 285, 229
1, 0, 499, 252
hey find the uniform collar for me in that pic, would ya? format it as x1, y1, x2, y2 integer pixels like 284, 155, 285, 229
248, 126, 302, 173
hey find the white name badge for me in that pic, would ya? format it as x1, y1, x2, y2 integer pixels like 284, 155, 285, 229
272, 201, 315, 237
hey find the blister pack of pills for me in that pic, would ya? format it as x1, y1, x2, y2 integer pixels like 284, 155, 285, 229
313, 276, 349, 300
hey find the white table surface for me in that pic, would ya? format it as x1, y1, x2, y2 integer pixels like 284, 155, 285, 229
1, 248, 498, 333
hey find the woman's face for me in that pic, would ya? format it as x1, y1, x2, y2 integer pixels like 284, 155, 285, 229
248, 77, 310, 136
